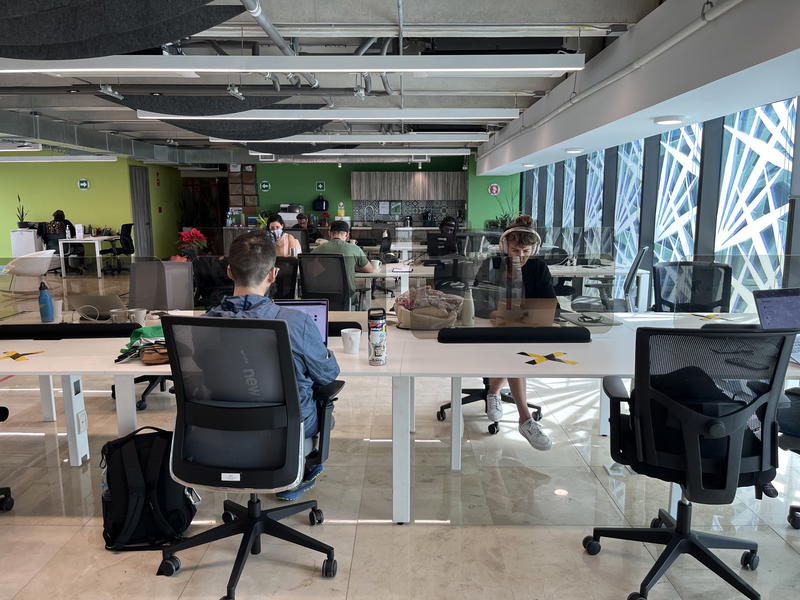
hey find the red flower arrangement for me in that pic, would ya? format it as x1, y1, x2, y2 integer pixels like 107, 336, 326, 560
321, 211, 330, 218
177, 228, 207, 254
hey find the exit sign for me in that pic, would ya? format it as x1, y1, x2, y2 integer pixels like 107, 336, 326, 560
78, 179, 90, 190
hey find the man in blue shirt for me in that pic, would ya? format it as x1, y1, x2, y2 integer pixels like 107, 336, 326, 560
206, 231, 340, 498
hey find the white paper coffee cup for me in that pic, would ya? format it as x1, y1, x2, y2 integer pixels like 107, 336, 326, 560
341, 328, 362, 354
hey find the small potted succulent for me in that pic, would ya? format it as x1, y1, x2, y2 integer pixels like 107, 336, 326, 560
16, 195, 29, 228
171, 227, 207, 261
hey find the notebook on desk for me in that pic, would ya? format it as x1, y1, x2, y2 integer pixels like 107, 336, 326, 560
274, 299, 329, 345
753, 288, 800, 363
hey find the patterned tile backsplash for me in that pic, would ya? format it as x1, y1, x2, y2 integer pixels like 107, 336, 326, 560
353, 199, 465, 224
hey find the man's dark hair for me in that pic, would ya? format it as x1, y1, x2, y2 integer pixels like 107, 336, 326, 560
330, 220, 349, 234
228, 231, 276, 287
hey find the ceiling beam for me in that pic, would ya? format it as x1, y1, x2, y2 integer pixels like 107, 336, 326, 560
211, 132, 490, 143
137, 108, 519, 121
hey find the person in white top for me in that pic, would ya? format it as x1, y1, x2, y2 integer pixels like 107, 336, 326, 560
266, 214, 302, 257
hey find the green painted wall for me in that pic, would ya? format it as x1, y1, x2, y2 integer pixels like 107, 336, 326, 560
142, 163, 182, 259
466, 156, 522, 229
255, 157, 462, 217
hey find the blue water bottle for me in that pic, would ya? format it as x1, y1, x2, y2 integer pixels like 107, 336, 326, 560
38, 281, 54, 323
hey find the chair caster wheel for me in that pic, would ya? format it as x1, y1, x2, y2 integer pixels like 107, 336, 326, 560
582, 535, 601, 555
740, 550, 759, 570
0, 495, 14, 512
627, 593, 646, 600
111, 385, 116, 400
322, 558, 337, 578
650, 517, 664, 529
488, 423, 499, 435
157, 555, 181, 576
221, 510, 236, 524
436, 409, 446, 422
788, 511, 800, 530
309, 508, 324, 526
532, 411, 543, 422
136, 400, 147, 411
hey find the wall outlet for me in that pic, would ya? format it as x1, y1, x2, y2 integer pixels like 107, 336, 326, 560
77, 410, 88, 434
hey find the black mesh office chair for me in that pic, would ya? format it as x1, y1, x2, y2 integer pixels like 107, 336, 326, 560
299, 253, 366, 310
101, 223, 134, 274
0, 406, 14, 512
652, 260, 732, 312
583, 327, 796, 600
572, 246, 650, 313
270, 256, 299, 300
780, 387, 800, 529
156, 316, 341, 599
371, 234, 396, 299
193, 255, 233, 308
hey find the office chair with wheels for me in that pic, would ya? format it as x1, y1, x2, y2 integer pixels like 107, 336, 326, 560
192, 255, 233, 308
270, 256, 299, 300
583, 327, 796, 600
0, 406, 14, 512
652, 260, 732, 312
299, 253, 366, 311
156, 316, 341, 599
371, 234, 396, 299
101, 223, 134, 274
572, 246, 650, 313
780, 387, 800, 529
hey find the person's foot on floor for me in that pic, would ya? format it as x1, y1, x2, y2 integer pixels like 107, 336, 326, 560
518, 418, 552, 451
275, 464, 324, 501
486, 393, 503, 421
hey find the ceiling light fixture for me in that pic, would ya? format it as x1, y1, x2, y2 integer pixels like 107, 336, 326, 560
337, 162, 342, 168
226, 84, 245, 101
98, 83, 124, 100
652, 115, 685, 126
522, 163, 536, 168
139, 108, 519, 122
417, 162, 422, 170
564, 148, 584, 155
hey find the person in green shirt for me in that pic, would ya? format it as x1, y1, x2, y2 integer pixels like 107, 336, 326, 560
311, 220, 374, 300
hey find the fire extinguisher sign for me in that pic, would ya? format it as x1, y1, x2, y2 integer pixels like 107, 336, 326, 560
488, 183, 501, 196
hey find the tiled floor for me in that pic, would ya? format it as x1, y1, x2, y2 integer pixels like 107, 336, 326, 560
1, 276, 800, 598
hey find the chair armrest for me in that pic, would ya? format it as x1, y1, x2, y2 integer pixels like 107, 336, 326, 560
603, 376, 632, 465
603, 376, 630, 404
313, 380, 345, 403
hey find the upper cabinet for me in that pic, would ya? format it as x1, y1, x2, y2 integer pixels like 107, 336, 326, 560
351, 171, 467, 201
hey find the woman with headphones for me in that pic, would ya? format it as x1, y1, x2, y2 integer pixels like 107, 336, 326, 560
486, 215, 555, 451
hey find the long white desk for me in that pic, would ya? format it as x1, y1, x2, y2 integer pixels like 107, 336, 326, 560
548, 264, 651, 312
58, 235, 119, 279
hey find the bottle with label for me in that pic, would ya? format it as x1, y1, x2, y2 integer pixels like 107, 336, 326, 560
337, 201, 345, 217
461, 286, 475, 327
368, 308, 388, 366
38, 282, 54, 323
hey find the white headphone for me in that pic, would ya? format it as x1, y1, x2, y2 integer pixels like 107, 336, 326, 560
498, 226, 542, 255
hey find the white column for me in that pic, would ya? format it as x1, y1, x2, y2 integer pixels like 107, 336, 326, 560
38, 375, 56, 421
113, 374, 138, 435
450, 377, 463, 471
392, 375, 412, 524
409, 377, 415, 433
60, 375, 89, 467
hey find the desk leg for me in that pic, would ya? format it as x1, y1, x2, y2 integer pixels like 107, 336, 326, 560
61, 375, 89, 467
59, 241, 66, 278
392, 375, 412, 524
599, 382, 610, 437
113, 375, 138, 435
450, 377, 462, 471
409, 378, 415, 433
637, 272, 651, 312
38, 375, 57, 422
94, 241, 102, 278
399, 273, 410, 295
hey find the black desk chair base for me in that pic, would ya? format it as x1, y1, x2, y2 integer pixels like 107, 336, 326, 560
789, 505, 800, 530
111, 376, 174, 411
436, 378, 542, 435
584, 502, 760, 600
157, 494, 335, 600
0, 486, 13, 512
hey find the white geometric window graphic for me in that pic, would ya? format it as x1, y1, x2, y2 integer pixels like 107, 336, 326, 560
585, 150, 604, 255
544, 163, 555, 244
562, 158, 576, 255
614, 140, 644, 296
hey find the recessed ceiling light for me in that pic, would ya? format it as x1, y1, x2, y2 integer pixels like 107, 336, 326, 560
565, 148, 583, 155
653, 115, 685, 126
523, 163, 536, 168
150, 92, 162, 96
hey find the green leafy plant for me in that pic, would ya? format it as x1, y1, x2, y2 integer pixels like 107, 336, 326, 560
494, 192, 518, 227
16, 195, 28, 224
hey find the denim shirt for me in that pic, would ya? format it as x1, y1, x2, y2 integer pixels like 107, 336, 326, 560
205, 294, 340, 437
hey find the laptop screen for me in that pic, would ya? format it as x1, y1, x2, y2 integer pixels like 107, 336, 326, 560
274, 299, 329, 345
753, 288, 800, 329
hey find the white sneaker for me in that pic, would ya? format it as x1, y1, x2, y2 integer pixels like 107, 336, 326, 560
486, 393, 503, 422
519, 418, 552, 451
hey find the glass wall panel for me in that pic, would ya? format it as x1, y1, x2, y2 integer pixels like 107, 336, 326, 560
562, 158, 576, 255
614, 139, 644, 295
714, 97, 797, 311
529, 168, 539, 222
544, 163, 555, 243
654, 124, 703, 263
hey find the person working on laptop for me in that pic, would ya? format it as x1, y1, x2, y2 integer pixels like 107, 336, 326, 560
310, 220, 374, 301
484, 215, 556, 451
206, 231, 340, 499
290, 213, 322, 244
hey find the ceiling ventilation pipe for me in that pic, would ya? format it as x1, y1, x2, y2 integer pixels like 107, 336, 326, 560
354, 38, 378, 97
239, 0, 319, 88
379, 38, 398, 96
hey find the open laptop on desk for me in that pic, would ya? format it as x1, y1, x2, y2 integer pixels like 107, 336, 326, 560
753, 288, 800, 363
274, 299, 328, 345
68, 294, 126, 320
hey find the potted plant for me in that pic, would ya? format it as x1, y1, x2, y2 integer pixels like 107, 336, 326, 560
494, 192, 518, 229
16, 195, 29, 228
171, 227, 207, 261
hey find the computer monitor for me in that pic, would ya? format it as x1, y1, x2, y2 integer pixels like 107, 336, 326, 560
273, 299, 329, 345
426, 232, 458, 257
753, 288, 800, 329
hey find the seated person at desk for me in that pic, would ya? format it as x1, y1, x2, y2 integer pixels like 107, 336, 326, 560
482, 215, 555, 451
426, 216, 460, 257
290, 212, 321, 244
206, 231, 340, 499
43, 209, 76, 249
310, 220, 374, 299
266, 214, 302, 257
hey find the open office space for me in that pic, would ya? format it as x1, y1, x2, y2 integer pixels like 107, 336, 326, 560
2, 1, 800, 599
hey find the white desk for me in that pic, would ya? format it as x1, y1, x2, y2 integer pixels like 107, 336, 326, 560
356, 264, 435, 295
549, 264, 651, 312
58, 236, 120, 279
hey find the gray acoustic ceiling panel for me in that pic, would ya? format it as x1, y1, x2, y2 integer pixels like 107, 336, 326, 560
0, 1, 212, 44
0, 5, 243, 59
0, 0, 97, 19
246, 143, 355, 156
166, 121, 330, 141
106, 96, 296, 117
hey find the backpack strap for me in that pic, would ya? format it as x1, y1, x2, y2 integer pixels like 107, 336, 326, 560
143, 434, 179, 542
108, 439, 147, 550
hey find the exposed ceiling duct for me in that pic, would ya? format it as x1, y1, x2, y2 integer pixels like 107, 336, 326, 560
245, 142, 356, 155
104, 95, 298, 116
163, 120, 329, 141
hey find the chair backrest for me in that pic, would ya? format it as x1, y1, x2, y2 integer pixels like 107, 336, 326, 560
161, 316, 304, 490
192, 255, 233, 308
3, 250, 56, 277
119, 223, 134, 255
379, 233, 392, 255
271, 256, 299, 300
652, 261, 732, 312
433, 257, 476, 296
45, 233, 64, 252
629, 327, 795, 504
621, 246, 649, 310
129, 260, 194, 310
298, 253, 351, 310
284, 229, 309, 253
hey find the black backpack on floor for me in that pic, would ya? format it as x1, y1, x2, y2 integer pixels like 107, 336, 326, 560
101, 426, 198, 551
